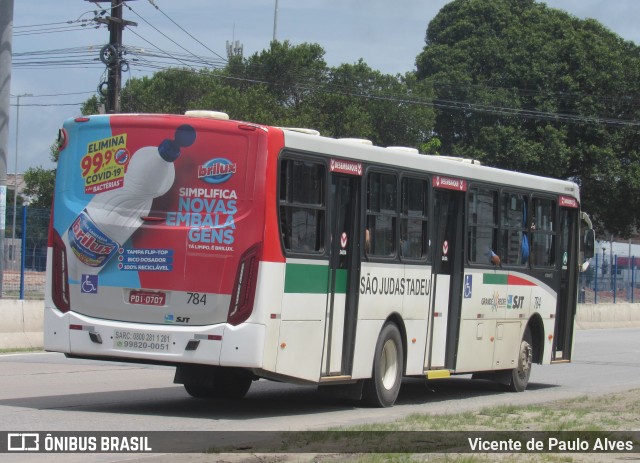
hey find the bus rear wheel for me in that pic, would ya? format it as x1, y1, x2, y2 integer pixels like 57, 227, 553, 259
362, 323, 403, 407
507, 327, 533, 392
182, 367, 253, 400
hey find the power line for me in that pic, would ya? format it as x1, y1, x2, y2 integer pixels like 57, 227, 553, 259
117, 65, 639, 128
124, 30, 199, 69
10, 102, 87, 107
145, 0, 227, 63
124, 3, 216, 70
11, 91, 95, 98
14, 20, 79, 28
10, 4, 638, 128
14, 45, 626, 128
13, 18, 103, 36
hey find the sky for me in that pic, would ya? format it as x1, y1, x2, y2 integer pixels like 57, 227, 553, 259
7, 0, 640, 174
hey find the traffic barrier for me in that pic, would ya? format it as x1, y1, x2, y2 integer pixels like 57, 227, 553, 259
0, 299, 43, 350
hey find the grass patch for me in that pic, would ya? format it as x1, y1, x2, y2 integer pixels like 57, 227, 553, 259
0, 347, 43, 354
295, 390, 640, 462
325, 391, 640, 434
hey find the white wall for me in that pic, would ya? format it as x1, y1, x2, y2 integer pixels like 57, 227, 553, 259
0, 300, 638, 350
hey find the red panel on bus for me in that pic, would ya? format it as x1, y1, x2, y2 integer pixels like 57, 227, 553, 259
559, 195, 579, 208
432, 175, 467, 191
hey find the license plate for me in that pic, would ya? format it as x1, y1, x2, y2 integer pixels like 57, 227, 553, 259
128, 290, 166, 306
113, 330, 171, 352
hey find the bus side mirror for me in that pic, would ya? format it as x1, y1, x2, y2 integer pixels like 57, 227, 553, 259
583, 229, 595, 259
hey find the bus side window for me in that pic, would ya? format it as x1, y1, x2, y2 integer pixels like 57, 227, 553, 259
279, 158, 326, 254
500, 192, 528, 266
530, 197, 556, 267
366, 172, 397, 258
400, 176, 428, 260
467, 187, 499, 264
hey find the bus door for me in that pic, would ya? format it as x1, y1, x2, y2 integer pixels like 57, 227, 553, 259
553, 197, 579, 361
427, 177, 466, 370
322, 169, 361, 377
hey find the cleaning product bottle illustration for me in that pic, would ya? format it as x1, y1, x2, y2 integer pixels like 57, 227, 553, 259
64, 124, 196, 281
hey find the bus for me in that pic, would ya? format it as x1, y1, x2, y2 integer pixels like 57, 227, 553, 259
45, 110, 595, 407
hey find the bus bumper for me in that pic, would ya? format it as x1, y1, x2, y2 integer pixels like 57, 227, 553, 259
43, 307, 265, 368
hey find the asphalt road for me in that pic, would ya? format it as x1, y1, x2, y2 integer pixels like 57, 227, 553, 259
1, 328, 639, 461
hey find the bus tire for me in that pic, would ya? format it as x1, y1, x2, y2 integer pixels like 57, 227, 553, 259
507, 326, 533, 392
214, 367, 253, 399
183, 367, 252, 399
362, 323, 403, 407
183, 383, 215, 399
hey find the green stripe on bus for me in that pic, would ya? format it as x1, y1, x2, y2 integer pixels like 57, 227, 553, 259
284, 263, 347, 294
483, 274, 508, 285
284, 263, 329, 294
334, 269, 348, 294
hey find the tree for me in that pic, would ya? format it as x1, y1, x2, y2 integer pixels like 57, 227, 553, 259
106, 42, 435, 151
303, 61, 435, 147
242, 40, 328, 110
22, 142, 59, 208
23, 167, 56, 208
415, 0, 640, 236
81, 95, 102, 116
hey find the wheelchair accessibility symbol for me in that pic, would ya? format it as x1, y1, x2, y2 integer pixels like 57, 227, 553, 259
464, 275, 473, 298
81, 274, 98, 294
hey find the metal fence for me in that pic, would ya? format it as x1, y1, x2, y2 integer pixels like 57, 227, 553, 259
1, 207, 638, 304
2, 206, 49, 299
579, 253, 639, 304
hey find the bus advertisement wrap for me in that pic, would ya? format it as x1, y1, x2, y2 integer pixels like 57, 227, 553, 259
54, 115, 259, 295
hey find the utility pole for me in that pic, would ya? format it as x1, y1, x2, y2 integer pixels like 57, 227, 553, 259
0, 0, 14, 297
92, 0, 137, 113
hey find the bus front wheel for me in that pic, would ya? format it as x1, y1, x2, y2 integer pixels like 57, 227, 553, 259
507, 327, 533, 392
362, 323, 403, 407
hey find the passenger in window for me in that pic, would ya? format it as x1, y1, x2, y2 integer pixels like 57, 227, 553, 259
486, 246, 501, 266
400, 238, 409, 257
365, 228, 371, 255
521, 233, 530, 264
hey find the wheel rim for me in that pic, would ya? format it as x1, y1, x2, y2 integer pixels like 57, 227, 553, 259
380, 338, 399, 390
517, 340, 532, 381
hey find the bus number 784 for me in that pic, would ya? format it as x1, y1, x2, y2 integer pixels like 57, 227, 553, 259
187, 292, 207, 305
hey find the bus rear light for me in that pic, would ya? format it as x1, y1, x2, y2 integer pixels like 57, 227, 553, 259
194, 334, 222, 341
227, 243, 262, 326
57, 128, 68, 151
51, 228, 71, 313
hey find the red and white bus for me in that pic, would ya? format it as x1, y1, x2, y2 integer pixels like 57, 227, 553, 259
45, 111, 595, 407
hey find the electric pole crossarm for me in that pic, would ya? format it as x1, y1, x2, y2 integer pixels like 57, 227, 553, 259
88, 0, 137, 113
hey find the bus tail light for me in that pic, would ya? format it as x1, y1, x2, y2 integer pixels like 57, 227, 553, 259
49, 224, 71, 313
228, 243, 262, 326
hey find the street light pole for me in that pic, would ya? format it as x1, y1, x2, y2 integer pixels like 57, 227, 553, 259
11, 93, 31, 269
273, 0, 279, 42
